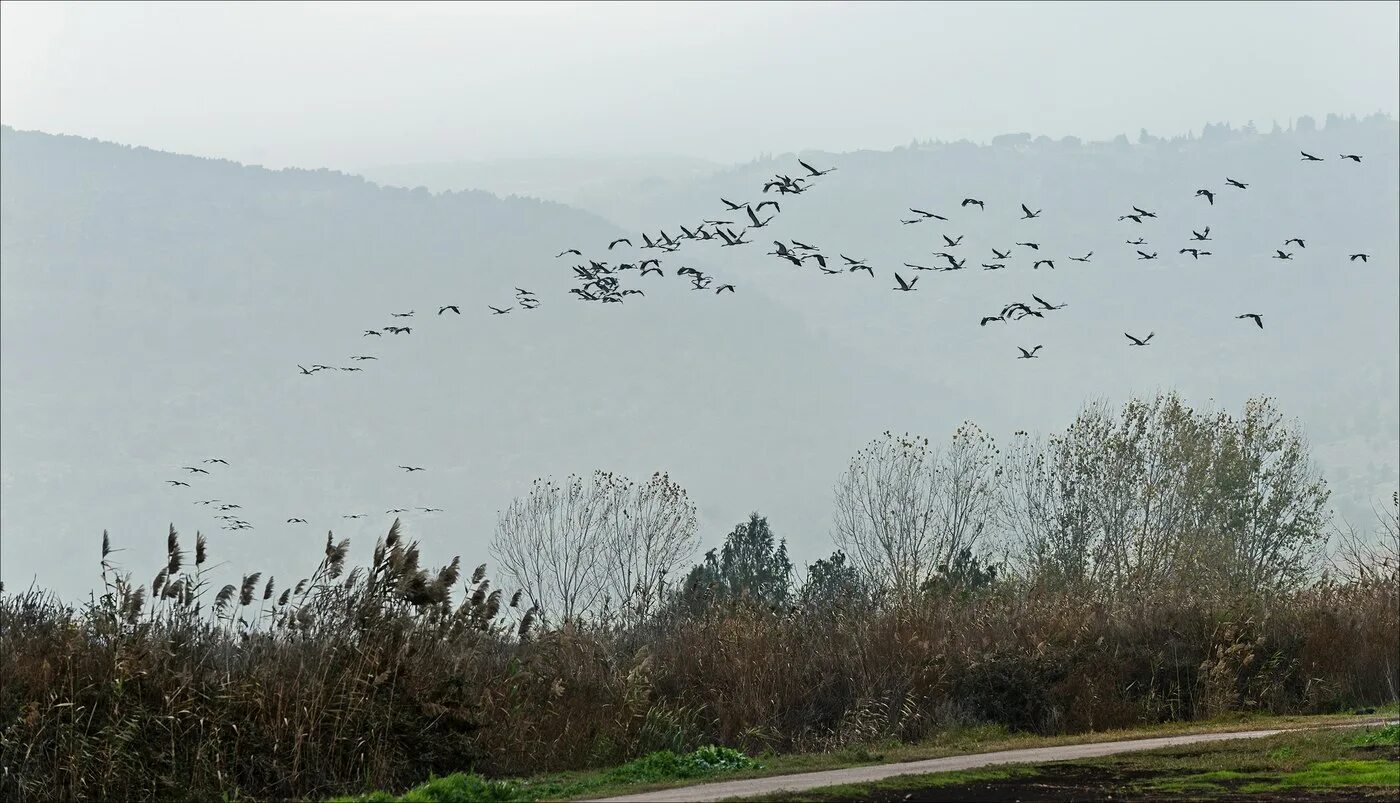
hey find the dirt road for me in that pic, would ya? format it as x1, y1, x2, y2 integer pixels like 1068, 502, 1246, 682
590, 720, 1395, 802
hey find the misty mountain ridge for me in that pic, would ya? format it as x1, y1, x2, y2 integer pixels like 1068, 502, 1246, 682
1, 117, 1396, 604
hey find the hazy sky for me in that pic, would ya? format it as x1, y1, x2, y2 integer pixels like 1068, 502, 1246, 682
3, 1, 1397, 170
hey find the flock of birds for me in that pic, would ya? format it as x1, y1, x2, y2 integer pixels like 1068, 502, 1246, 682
166, 457, 444, 532
163, 148, 1374, 530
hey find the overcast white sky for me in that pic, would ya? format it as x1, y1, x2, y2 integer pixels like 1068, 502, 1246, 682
2, 0, 1398, 169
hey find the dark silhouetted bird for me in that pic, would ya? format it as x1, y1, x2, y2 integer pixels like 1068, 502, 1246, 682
287, 518, 307, 524
1069, 252, 1093, 262
980, 315, 1004, 326
608, 238, 632, 250
1283, 238, 1306, 248
556, 248, 582, 258
961, 198, 985, 210
1226, 178, 1248, 189
1033, 259, 1055, 270
1125, 332, 1155, 346
798, 159, 835, 176
167, 480, 190, 487
1195, 189, 1215, 205
892, 273, 918, 292
1272, 250, 1293, 260
1339, 154, 1362, 162
1300, 151, 1324, 161
398, 466, 425, 472
1349, 253, 1370, 262
1236, 314, 1264, 329
438, 305, 460, 315
1191, 227, 1211, 241
1137, 251, 1158, 260
1017, 346, 1043, 359
1020, 204, 1042, 219
488, 306, 512, 315
1032, 294, 1067, 310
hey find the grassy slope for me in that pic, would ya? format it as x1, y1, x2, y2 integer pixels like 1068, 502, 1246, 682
340, 710, 1395, 802
734, 722, 1400, 802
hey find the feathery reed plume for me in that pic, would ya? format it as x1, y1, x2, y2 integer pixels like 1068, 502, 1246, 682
167, 524, 178, 557
152, 567, 168, 598
294, 579, 308, 595
123, 585, 146, 623
438, 556, 462, 590
484, 588, 502, 620
277, 589, 290, 606
239, 573, 262, 607
471, 562, 487, 585
518, 605, 537, 639
214, 583, 236, 612
102, 530, 111, 560
195, 532, 207, 566
166, 534, 183, 579
510, 589, 523, 608
386, 518, 402, 549
262, 576, 275, 601
470, 580, 489, 607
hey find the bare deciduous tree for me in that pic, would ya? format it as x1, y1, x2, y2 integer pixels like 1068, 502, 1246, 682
600, 471, 698, 626
491, 470, 698, 628
832, 425, 999, 599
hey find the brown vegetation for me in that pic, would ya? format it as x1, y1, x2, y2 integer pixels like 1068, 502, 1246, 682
1, 395, 1395, 802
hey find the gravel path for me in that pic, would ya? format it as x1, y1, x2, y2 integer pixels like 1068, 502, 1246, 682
589, 720, 1395, 802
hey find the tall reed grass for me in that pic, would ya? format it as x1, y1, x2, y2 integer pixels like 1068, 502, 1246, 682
2, 517, 1395, 801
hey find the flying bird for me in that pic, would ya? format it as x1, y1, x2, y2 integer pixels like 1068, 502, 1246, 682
287, 518, 307, 524
398, 466, 426, 472
1236, 313, 1264, 329
1226, 178, 1248, 189
961, 198, 985, 209
1132, 206, 1157, 218
363, 329, 383, 337
1069, 252, 1093, 262
979, 315, 1004, 326
1125, 332, 1155, 346
1017, 346, 1043, 359
715, 284, 736, 294
1195, 189, 1215, 205
849, 264, 874, 277
438, 305, 461, 315
1339, 154, 1362, 162
1033, 259, 1055, 270
608, 238, 632, 250
1020, 204, 1042, 219
1300, 151, 1324, 161
942, 234, 964, 247
892, 273, 918, 292
297, 365, 319, 375
182, 466, 210, 474
1127, 238, 1148, 246
556, 249, 582, 258
418, 507, 444, 513
1283, 238, 1306, 248
1349, 253, 1370, 262
1179, 248, 1211, 259
798, 159, 835, 176
350, 355, 378, 361
204, 458, 229, 465
488, 306, 512, 315
1137, 251, 1159, 260
1191, 227, 1212, 241
167, 480, 191, 487
390, 311, 414, 318
1016, 242, 1040, 250
1272, 250, 1294, 260
1032, 294, 1067, 310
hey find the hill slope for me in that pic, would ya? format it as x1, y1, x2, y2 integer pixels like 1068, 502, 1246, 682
0, 127, 972, 600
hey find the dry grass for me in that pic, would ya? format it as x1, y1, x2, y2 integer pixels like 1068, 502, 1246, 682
1, 520, 1395, 802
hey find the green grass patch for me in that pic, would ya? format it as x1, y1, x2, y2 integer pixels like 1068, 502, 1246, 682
334, 746, 761, 802
1354, 723, 1400, 747
1241, 759, 1399, 792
